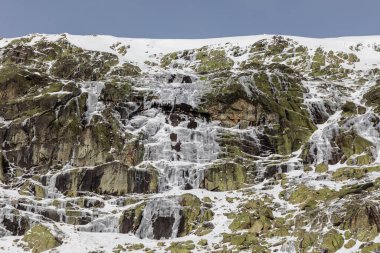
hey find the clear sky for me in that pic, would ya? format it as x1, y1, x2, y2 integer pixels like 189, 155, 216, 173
1, 0, 380, 39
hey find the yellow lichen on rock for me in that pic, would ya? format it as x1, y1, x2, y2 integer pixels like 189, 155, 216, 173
22, 225, 61, 253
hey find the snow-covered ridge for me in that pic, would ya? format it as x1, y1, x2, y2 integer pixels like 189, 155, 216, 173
2, 33, 380, 66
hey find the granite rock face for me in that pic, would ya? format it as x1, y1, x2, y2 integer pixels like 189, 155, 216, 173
1, 34, 380, 252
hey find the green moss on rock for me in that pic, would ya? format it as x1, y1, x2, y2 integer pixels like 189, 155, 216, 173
49, 45, 119, 81
19, 180, 46, 199
204, 162, 246, 191
22, 225, 62, 253
336, 131, 373, 161
222, 232, 266, 252
101, 81, 132, 103
113, 244, 126, 253
197, 239, 208, 246
344, 239, 356, 249
340, 202, 380, 242
332, 167, 368, 181
342, 101, 366, 116
321, 229, 344, 252
194, 48, 234, 74
161, 52, 179, 68
288, 185, 336, 205
228, 199, 274, 234
310, 47, 355, 79
178, 194, 214, 236
295, 231, 318, 253
361, 243, 380, 253
364, 80, 380, 112
166, 241, 195, 253
109, 63, 141, 77
315, 163, 328, 173
126, 243, 144, 251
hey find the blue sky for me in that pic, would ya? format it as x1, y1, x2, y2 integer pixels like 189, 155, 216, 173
1, 0, 380, 38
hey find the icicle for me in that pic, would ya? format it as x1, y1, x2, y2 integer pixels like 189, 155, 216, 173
81, 81, 105, 124
136, 197, 182, 239
78, 214, 120, 233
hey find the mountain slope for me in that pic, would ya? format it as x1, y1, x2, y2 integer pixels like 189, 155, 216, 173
1, 33, 380, 252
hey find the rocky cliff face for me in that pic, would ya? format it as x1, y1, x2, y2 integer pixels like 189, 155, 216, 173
1, 34, 380, 252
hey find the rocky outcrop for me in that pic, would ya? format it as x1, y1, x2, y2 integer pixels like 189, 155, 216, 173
203, 162, 248, 191
52, 162, 158, 196
119, 194, 213, 239
338, 202, 380, 242
22, 225, 62, 253
199, 66, 316, 156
